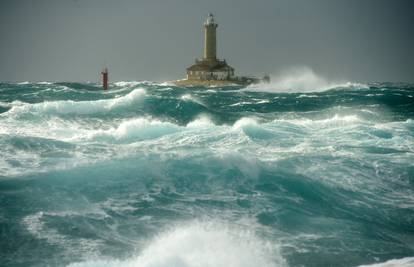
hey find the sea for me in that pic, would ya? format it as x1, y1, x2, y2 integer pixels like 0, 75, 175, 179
0, 77, 413, 267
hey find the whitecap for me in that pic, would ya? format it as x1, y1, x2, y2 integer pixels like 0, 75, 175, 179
233, 117, 259, 129
17, 81, 30, 85
358, 257, 414, 267
114, 81, 141, 87
67, 220, 286, 267
229, 101, 254, 107
5, 88, 146, 116
256, 99, 270, 104
271, 114, 361, 128
297, 94, 319, 98
180, 94, 206, 107
86, 117, 181, 142
36, 81, 53, 85
186, 115, 215, 128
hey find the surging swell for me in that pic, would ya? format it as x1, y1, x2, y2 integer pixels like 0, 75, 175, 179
0, 112, 376, 143
1, 112, 413, 181
4, 88, 146, 116
2, 85, 413, 145
1, 81, 413, 267
66, 220, 286, 267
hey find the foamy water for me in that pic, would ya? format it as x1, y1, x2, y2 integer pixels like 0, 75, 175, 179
0, 80, 413, 266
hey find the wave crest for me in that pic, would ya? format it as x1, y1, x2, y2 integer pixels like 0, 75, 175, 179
67, 221, 286, 267
358, 257, 414, 267
5, 88, 146, 116
88, 118, 181, 142
245, 67, 368, 93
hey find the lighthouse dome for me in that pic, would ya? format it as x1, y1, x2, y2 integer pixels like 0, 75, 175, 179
206, 13, 215, 25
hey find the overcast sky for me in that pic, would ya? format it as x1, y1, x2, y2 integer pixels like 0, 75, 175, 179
1, 0, 413, 83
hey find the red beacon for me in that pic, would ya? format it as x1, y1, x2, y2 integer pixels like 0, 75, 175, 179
101, 68, 108, 90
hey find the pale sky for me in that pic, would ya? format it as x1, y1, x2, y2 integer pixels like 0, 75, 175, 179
1, 0, 413, 82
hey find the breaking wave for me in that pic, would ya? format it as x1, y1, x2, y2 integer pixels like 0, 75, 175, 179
358, 257, 414, 267
245, 66, 369, 92
5, 88, 146, 116
86, 117, 182, 142
67, 221, 286, 267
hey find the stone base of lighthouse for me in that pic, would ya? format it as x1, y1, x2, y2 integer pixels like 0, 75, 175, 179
172, 75, 262, 87
172, 78, 241, 87
171, 57, 262, 87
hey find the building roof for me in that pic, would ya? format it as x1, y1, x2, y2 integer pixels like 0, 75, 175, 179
187, 60, 234, 72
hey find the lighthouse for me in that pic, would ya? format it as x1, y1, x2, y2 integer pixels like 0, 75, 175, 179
185, 14, 234, 81
173, 13, 267, 86
204, 13, 218, 62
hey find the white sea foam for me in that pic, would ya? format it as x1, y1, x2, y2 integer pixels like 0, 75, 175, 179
245, 66, 368, 93
22, 211, 103, 258
158, 81, 175, 86
23, 212, 65, 245
180, 94, 206, 107
233, 117, 259, 129
358, 257, 414, 267
186, 115, 215, 128
67, 220, 286, 267
36, 81, 53, 85
5, 88, 145, 116
86, 118, 181, 142
2, 112, 412, 181
0, 113, 361, 144
272, 114, 361, 128
0, 101, 12, 108
0, 115, 214, 146
229, 101, 254, 106
256, 99, 270, 104
180, 94, 192, 101
297, 94, 319, 98
114, 81, 142, 87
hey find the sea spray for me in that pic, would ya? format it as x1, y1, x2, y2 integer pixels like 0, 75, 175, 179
245, 66, 369, 93
67, 220, 286, 267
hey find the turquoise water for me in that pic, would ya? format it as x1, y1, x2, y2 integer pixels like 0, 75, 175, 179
0, 81, 413, 267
